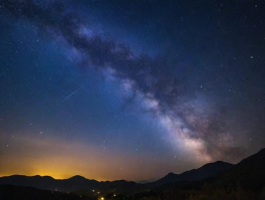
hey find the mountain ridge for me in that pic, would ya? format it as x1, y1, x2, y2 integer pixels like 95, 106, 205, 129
148, 160, 233, 187
0, 148, 264, 195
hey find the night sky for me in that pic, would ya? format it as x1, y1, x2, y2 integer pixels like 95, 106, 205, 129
0, 0, 265, 181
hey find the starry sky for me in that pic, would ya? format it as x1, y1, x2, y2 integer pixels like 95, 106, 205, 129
0, 0, 265, 181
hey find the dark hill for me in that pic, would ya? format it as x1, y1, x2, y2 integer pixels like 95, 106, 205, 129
149, 160, 233, 187
131, 148, 265, 200
152, 148, 265, 191
0, 185, 95, 200
211, 148, 265, 189
0, 174, 142, 195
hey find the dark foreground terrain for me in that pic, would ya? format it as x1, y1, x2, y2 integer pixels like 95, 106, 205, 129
1, 148, 265, 200
0, 185, 95, 200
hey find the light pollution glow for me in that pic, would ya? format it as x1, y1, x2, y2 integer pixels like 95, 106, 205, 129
0, 134, 200, 181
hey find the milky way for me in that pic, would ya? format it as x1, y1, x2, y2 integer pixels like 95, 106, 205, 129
0, 0, 265, 180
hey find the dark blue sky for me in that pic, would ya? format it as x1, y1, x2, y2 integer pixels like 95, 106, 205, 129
0, 0, 265, 181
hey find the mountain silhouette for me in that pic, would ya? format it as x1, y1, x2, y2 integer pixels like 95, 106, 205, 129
0, 174, 141, 195
0, 185, 94, 200
0, 148, 264, 198
210, 148, 265, 189
0, 161, 232, 192
150, 148, 265, 192
149, 160, 233, 187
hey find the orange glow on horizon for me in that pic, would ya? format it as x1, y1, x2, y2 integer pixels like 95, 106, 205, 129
0, 134, 189, 181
